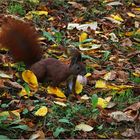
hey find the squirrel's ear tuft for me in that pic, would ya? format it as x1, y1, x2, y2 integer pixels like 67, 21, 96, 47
66, 47, 82, 67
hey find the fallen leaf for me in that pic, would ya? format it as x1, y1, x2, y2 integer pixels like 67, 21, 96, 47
79, 32, 88, 42
75, 123, 93, 132
109, 33, 119, 42
111, 14, 124, 22
47, 86, 66, 98
81, 94, 90, 100
29, 0, 39, 4
79, 43, 101, 51
0, 72, 13, 79
95, 80, 107, 88
54, 101, 67, 107
30, 130, 45, 140
106, 1, 122, 6
103, 71, 116, 81
0, 109, 21, 120
85, 73, 92, 77
67, 22, 98, 31
105, 17, 122, 24
22, 70, 38, 90
97, 98, 108, 108
35, 106, 48, 117
121, 38, 132, 47
25, 10, 48, 19
109, 111, 133, 122
127, 12, 135, 17
121, 129, 135, 138
75, 80, 83, 94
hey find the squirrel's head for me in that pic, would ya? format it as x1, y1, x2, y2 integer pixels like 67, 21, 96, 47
69, 62, 86, 76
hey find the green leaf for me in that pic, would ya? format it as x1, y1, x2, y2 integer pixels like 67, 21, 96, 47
54, 32, 62, 44
0, 135, 10, 140
53, 127, 65, 137
91, 94, 98, 109
11, 125, 29, 130
58, 118, 73, 125
1, 103, 8, 108
22, 108, 29, 115
102, 51, 110, 61
43, 31, 55, 42
82, 54, 99, 62
23, 83, 30, 95
80, 38, 93, 43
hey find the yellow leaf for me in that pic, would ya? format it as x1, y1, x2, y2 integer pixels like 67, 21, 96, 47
25, 10, 48, 19
30, 10, 48, 16
47, 86, 66, 98
111, 14, 124, 22
29, 0, 39, 4
133, 72, 140, 77
19, 88, 28, 97
127, 12, 135, 17
9, 110, 21, 119
107, 85, 133, 90
103, 72, 112, 80
75, 80, 83, 94
48, 17, 55, 21
32, 11, 48, 16
79, 32, 88, 42
85, 73, 92, 77
19, 88, 33, 98
0, 111, 9, 117
0, 110, 21, 119
97, 98, 108, 108
22, 70, 38, 90
134, 8, 140, 11
125, 31, 134, 36
95, 80, 107, 88
54, 101, 67, 107
35, 106, 48, 116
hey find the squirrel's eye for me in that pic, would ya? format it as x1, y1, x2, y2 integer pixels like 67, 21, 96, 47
77, 66, 80, 70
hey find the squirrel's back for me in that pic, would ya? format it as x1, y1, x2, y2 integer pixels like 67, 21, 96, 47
0, 17, 42, 65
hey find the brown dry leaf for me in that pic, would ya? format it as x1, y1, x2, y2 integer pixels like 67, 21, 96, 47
68, 2, 86, 10
109, 111, 133, 122
116, 71, 129, 83
30, 130, 45, 140
103, 71, 116, 81
121, 38, 133, 47
121, 129, 135, 138
123, 102, 140, 121
4, 80, 23, 91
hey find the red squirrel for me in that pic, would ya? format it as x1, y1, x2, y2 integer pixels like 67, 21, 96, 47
0, 17, 86, 87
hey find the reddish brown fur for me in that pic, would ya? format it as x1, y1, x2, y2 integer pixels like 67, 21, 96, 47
0, 17, 42, 65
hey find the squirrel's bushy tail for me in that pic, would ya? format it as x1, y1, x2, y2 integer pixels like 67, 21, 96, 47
0, 17, 42, 65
